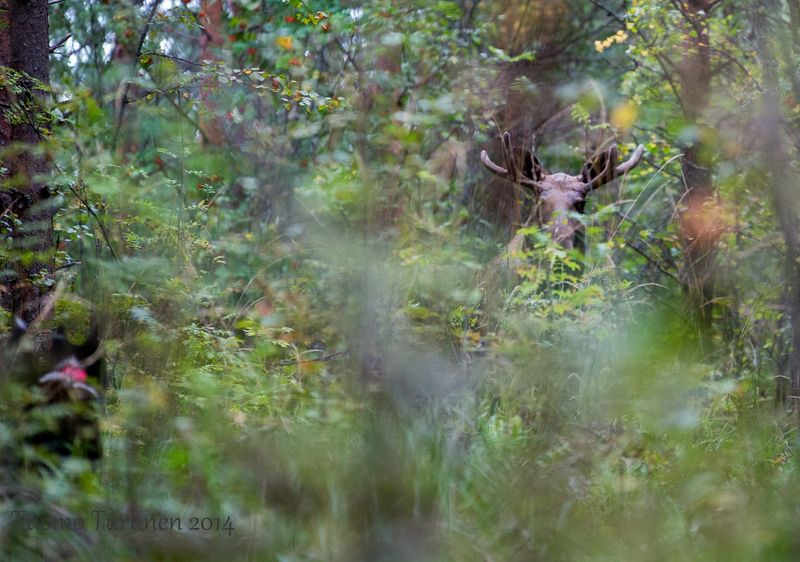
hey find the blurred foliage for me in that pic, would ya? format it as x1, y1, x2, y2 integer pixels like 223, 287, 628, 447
2, 0, 800, 560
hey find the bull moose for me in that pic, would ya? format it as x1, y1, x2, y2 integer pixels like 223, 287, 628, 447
481, 132, 646, 250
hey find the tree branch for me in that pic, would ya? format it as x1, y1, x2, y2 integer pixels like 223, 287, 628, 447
587, 0, 625, 25
141, 51, 203, 68
66, 182, 118, 260
48, 33, 71, 53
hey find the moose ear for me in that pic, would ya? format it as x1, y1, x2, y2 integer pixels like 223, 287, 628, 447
522, 150, 544, 182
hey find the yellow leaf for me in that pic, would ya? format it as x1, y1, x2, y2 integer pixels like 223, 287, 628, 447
611, 101, 639, 131
276, 36, 293, 50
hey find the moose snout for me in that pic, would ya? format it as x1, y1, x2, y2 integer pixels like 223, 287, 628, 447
548, 210, 578, 250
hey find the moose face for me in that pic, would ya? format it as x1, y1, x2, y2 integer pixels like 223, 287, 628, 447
536, 172, 591, 248
481, 132, 645, 249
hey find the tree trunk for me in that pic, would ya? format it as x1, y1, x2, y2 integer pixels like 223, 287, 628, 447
197, 0, 225, 146
111, 0, 145, 158
757, 0, 800, 408
676, 0, 718, 338
0, 0, 53, 322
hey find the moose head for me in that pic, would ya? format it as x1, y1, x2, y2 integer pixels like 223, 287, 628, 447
481, 132, 646, 249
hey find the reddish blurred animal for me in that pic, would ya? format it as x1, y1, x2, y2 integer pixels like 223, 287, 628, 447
8, 318, 103, 463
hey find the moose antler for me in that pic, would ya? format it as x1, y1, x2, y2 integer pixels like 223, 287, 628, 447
582, 143, 646, 191
480, 132, 543, 188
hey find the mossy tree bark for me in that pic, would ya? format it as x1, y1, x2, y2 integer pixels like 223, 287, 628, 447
0, 0, 54, 322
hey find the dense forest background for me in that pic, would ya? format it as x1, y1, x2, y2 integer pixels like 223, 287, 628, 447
2, 0, 800, 559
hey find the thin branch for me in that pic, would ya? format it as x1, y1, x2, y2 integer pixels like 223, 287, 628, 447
642, 155, 681, 179
708, 45, 762, 90
161, 91, 205, 143
333, 36, 360, 72
587, 0, 625, 25
625, 238, 682, 283
49, 33, 71, 53
66, 183, 118, 260
141, 51, 203, 68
